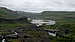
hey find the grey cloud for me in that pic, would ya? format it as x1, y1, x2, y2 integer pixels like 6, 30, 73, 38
0, 0, 75, 13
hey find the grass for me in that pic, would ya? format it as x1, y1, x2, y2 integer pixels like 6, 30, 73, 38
0, 9, 18, 18
49, 36, 74, 42
0, 22, 30, 30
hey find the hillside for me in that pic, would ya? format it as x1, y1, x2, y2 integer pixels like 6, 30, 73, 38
0, 7, 21, 19
40, 11, 75, 24
0, 7, 41, 19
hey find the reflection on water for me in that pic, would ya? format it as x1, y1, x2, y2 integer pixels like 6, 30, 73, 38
31, 19, 56, 27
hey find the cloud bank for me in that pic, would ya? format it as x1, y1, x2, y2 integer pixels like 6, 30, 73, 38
0, 0, 75, 12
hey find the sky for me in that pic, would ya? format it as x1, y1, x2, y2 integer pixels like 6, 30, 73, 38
0, 0, 75, 13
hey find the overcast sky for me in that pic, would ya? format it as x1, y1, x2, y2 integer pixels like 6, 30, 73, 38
0, 0, 75, 13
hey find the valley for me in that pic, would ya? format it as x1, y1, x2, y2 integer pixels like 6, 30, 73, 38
0, 7, 75, 42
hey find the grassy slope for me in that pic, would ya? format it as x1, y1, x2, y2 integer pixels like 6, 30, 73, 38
40, 11, 75, 24
0, 7, 20, 19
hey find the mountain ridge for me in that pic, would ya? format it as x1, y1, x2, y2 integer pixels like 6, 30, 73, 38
0, 7, 75, 23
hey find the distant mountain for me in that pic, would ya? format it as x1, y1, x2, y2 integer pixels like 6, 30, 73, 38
16, 11, 41, 19
40, 11, 75, 24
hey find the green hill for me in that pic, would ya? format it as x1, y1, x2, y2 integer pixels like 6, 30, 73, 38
0, 7, 21, 19
40, 11, 75, 24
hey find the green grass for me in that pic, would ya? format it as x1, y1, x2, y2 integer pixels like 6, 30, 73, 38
0, 22, 30, 30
